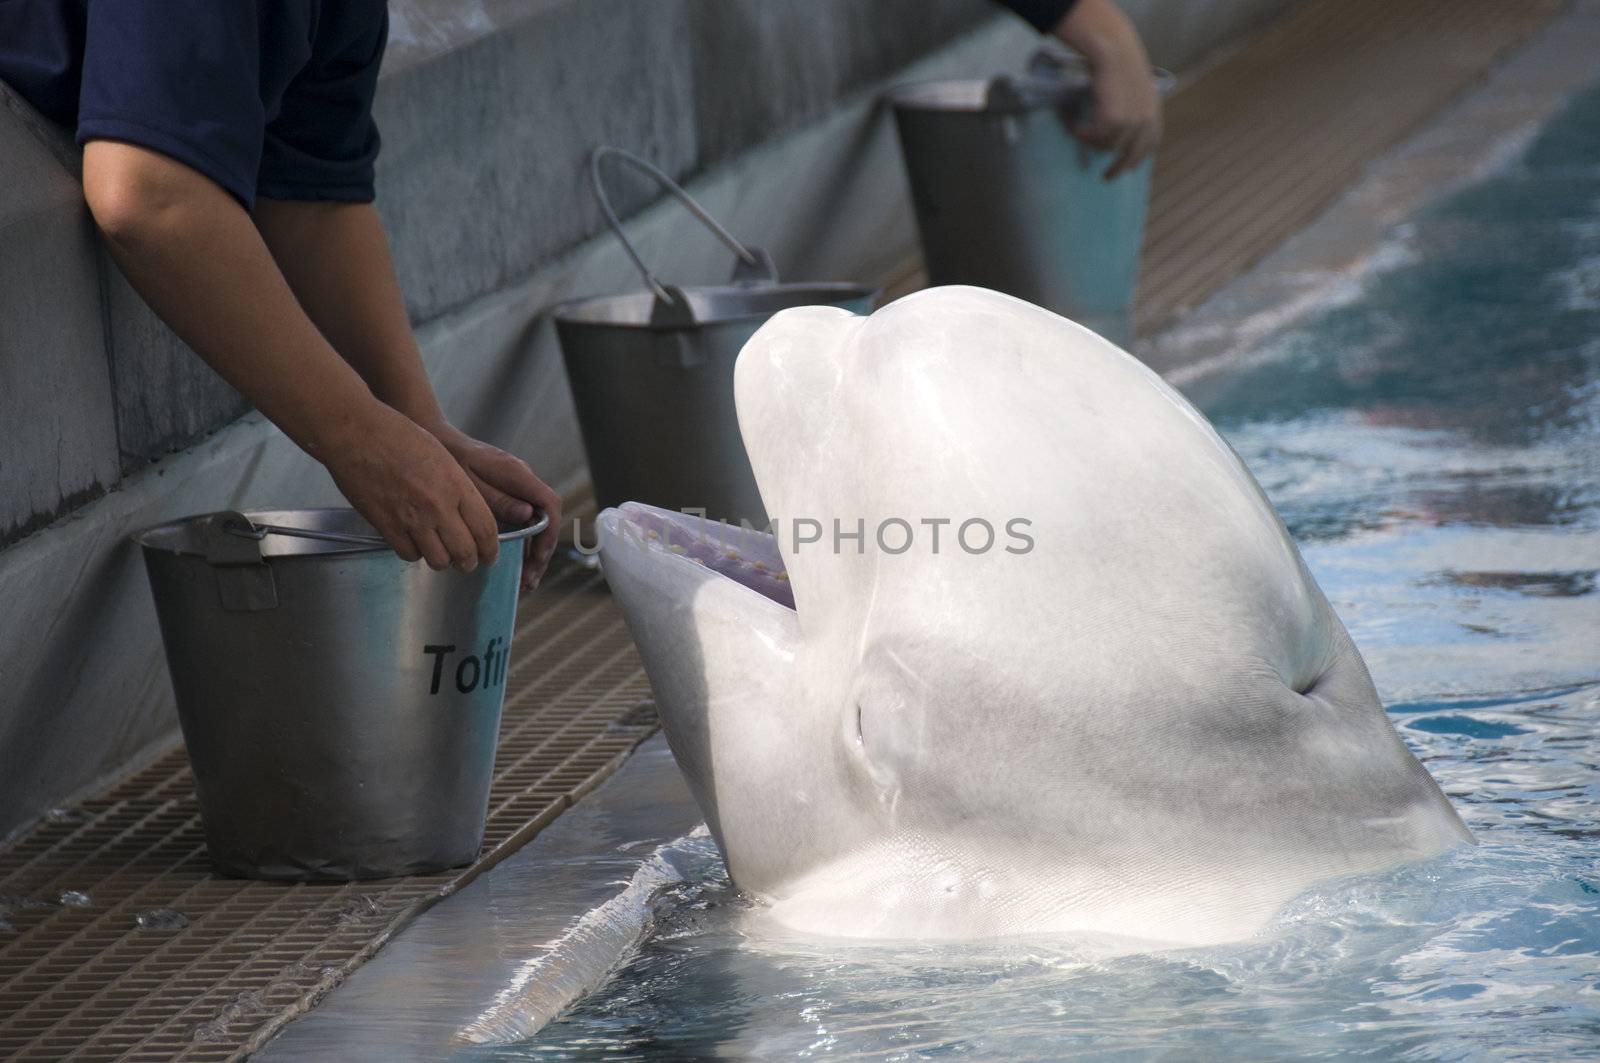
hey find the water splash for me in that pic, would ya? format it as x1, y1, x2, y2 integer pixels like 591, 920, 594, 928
135, 907, 190, 930
190, 988, 270, 1044
332, 894, 382, 925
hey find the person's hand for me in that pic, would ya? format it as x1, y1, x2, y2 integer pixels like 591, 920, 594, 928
320, 402, 502, 573
430, 423, 564, 592
1052, 0, 1162, 179
1076, 51, 1161, 179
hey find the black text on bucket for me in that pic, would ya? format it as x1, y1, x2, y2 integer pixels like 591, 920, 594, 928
424, 639, 509, 695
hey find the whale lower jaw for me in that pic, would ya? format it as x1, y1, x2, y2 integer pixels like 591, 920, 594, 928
751, 836, 1441, 948
759, 880, 1282, 949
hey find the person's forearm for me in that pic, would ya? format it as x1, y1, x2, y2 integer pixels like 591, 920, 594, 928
1051, 0, 1144, 68
253, 199, 448, 432
82, 141, 379, 459
1049, 0, 1161, 178
253, 197, 561, 582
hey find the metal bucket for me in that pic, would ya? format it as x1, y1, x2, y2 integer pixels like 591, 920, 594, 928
888, 51, 1174, 345
554, 147, 876, 527
133, 507, 547, 880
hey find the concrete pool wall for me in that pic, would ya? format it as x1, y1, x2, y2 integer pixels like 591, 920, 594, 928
0, 0, 1295, 840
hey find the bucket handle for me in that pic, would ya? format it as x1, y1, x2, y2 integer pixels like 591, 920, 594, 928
588, 146, 777, 317
210, 510, 550, 559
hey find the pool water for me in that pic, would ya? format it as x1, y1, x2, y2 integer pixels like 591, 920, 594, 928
487, 82, 1600, 1060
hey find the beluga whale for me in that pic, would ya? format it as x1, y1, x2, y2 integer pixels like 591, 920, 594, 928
596, 285, 1472, 946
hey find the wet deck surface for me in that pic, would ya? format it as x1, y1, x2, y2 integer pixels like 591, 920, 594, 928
0, 0, 1564, 1058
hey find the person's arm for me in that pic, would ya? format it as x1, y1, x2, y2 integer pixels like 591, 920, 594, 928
253, 197, 563, 588
82, 139, 500, 574
1048, 0, 1161, 178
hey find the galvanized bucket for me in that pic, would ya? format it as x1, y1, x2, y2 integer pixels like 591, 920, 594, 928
134, 507, 547, 880
554, 146, 876, 527
888, 50, 1174, 345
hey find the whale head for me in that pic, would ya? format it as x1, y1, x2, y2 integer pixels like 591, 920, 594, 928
596, 286, 1471, 945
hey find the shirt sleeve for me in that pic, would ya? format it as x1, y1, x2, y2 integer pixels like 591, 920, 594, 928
994, 0, 1082, 34
76, 3, 267, 207
256, 6, 386, 203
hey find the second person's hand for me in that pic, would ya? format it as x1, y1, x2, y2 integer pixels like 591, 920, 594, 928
319, 401, 501, 572
1052, 0, 1162, 179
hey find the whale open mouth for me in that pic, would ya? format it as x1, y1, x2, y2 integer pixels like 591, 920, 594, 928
600, 502, 796, 611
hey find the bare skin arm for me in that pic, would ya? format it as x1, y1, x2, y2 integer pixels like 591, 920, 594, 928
82, 140, 503, 576
253, 199, 563, 588
1051, 0, 1162, 178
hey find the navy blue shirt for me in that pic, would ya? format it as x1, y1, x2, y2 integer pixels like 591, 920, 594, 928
0, 1, 387, 208
1000, 0, 1080, 33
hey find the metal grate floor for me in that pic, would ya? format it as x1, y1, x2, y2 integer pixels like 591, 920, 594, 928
0, 558, 654, 1062
882, 0, 1562, 332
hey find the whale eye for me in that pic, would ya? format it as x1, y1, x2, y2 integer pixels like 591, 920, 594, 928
848, 656, 926, 793
850, 698, 898, 792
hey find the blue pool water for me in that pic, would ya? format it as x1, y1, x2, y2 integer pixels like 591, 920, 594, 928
491, 82, 1600, 1060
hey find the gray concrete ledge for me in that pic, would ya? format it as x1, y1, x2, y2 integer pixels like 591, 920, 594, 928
255, 735, 704, 1061
0, 90, 118, 545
